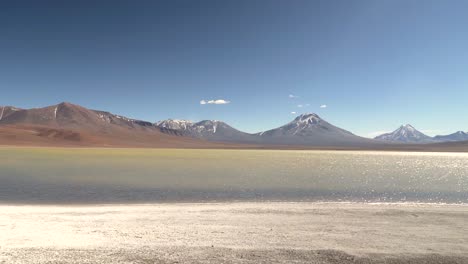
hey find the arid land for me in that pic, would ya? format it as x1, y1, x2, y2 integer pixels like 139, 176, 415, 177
2, 124, 468, 152
1, 202, 467, 263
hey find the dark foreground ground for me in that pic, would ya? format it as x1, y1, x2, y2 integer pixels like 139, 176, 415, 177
1, 202, 467, 263
3, 248, 468, 264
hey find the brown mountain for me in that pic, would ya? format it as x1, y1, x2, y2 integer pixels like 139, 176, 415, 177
0, 102, 157, 131
0, 106, 23, 121
2, 103, 468, 151
0, 102, 226, 148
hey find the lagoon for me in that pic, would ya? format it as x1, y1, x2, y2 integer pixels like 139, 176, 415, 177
1, 148, 467, 204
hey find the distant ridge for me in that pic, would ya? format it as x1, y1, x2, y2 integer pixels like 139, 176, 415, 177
156, 119, 258, 143
0, 102, 158, 132
1, 102, 468, 148
374, 125, 468, 144
158, 113, 378, 147
0, 102, 217, 148
433, 131, 468, 142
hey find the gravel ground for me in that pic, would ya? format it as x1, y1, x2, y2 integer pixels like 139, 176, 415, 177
1, 202, 468, 263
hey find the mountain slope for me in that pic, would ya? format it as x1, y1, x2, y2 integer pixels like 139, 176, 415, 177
0, 102, 160, 132
0, 106, 23, 121
158, 113, 380, 146
0, 102, 215, 147
257, 113, 376, 146
156, 119, 194, 131
433, 131, 468, 142
374, 124, 433, 143
156, 119, 259, 143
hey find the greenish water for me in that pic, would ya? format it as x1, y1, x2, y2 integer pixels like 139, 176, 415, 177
1, 148, 467, 204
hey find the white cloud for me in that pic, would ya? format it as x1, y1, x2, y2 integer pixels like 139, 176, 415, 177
291, 111, 297, 114
200, 99, 230, 105
297, 104, 303, 108
320, 104, 327, 108
289, 94, 299, 99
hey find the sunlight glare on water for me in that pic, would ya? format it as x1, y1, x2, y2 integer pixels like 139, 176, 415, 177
0, 148, 467, 204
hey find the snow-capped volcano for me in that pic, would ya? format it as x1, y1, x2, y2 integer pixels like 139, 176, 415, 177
374, 124, 433, 143
257, 113, 374, 146
259, 113, 354, 137
292, 113, 322, 126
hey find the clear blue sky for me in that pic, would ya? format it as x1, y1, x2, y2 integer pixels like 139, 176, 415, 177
1, 1, 467, 137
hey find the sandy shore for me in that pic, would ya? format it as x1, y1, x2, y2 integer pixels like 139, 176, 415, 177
1, 202, 468, 263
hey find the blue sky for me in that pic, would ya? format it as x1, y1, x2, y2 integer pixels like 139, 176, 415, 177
1, 1, 467, 137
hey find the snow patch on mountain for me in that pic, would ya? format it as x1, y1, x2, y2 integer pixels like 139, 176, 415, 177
156, 119, 227, 135
375, 124, 433, 143
156, 119, 194, 130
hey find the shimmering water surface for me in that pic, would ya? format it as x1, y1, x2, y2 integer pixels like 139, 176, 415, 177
1, 148, 467, 204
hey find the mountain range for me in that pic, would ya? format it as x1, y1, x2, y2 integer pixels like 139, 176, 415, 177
1, 102, 467, 149
0, 102, 211, 148
156, 113, 375, 146
156, 119, 258, 144
374, 124, 468, 143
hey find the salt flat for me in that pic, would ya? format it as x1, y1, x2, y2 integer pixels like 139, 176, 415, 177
1, 202, 467, 263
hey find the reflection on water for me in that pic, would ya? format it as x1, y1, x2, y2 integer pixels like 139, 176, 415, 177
1, 148, 467, 204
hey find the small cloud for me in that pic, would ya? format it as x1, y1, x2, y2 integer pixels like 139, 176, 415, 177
297, 104, 303, 108
320, 104, 327, 108
200, 99, 230, 105
289, 94, 299, 99
291, 111, 297, 114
